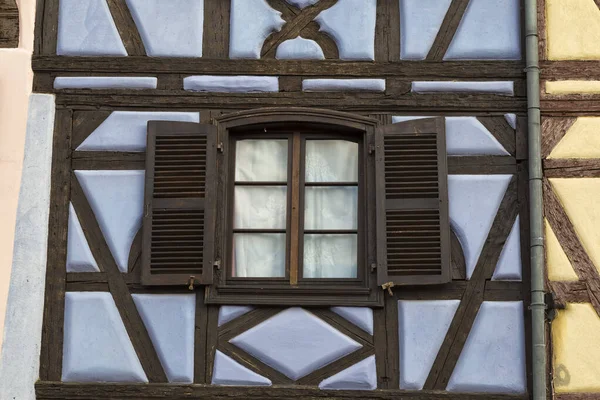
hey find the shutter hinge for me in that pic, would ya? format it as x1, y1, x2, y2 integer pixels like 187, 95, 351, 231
381, 282, 395, 296
213, 259, 221, 270
217, 142, 224, 153
188, 276, 196, 291
368, 144, 376, 155
370, 262, 377, 272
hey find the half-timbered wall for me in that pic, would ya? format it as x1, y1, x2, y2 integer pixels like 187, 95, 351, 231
1, 1, 532, 399
540, 0, 600, 398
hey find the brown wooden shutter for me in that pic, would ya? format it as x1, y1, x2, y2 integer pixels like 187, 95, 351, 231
142, 121, 217, 286
375, 117, 451, 286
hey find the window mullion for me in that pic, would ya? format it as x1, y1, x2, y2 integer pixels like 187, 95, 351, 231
289, 132, 302, 285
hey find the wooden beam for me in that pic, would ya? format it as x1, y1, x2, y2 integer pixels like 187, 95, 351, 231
72, 111, 112, 150
540, 117, 576, 159
105, 0, 146, 56
447, 156, 517, 175
41, 0, 58, 55
543, 178, 600, 317
425, 177, 519, 390
426, 0, 469, 61
39, 109, 72, 381
53, 92, 525, 113
32, 56, 526, 78
0, 0, 19, 48
202, 0, 230, 58
70, 176, 168, 382
35, 381, 530, 399
375, 0, 401, 62
476, 116, 516, 156
541, 61, 600, 80
544, 159, 600, 178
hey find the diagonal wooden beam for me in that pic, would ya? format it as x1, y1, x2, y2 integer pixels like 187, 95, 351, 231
105, 0, 146, 56
424, 176, 519, 390
296, 345, 374, 385
541, 117, 577, 159
299, 21, 339, 59
72, 111, 112, 150
261, 0, 337, 59
477, 116, 517, 156
71, 175, 167, 382
426, 0, 470, 61
543, 178, 600, 316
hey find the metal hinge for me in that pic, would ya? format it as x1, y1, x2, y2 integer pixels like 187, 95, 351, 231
188, 276, 196, 291
544, 292, 565, 321
213, 259, 221, 270
368, 144, 376, 155
217, 142, 224, 153
370, 263, 377, 272
381, 281, 395, 295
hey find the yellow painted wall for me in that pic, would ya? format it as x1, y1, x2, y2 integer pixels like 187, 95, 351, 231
0, 0, 35, 352
546, 0, 600, 60
546, 81, 600, 95
548, 118, 600, 159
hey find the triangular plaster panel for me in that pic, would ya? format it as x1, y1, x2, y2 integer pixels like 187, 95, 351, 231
331, 307, 373, 335
319, 355, 376, 390
545, 219, 578, 281
218, 306, 254, 326
398, 300, 460, 390
212, 350, 272, 386
66, 203, 100, 272
448, 175, 512, 278
75, 170, 145, 272
399, 0, 452, 60
550, 178, 600, 275
492, 216, 522, 281
548, 118, 600, 159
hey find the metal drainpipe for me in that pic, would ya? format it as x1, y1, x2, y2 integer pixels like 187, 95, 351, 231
525, 0, 546, 399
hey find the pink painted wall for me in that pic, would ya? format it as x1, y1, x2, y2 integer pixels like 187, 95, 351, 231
0, 0, 36, 351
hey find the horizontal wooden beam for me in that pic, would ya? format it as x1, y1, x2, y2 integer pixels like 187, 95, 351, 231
544, 159, 600, 178
541, 61, 600, 80
35, 381, 529, 399
32, 56, 526, 78
54, 92, 524, 112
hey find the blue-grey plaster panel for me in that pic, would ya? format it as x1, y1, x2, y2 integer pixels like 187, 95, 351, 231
75, 170, 144, 272
77, 111, 199, 152
331, 307, 373, 335
319, 355, 376, 390
184, 76, 279, 93
132, 294, 195, 383
229, 0, 285, 58
126, 0, 203, 57
62, 292, 147, 382
66, 203, 99, 273
218, 306, 254, 326
448, 175, 512, 279
447, 301, 526, 393
212, 350, 272, 386
399, 0, 452, 60
398, 300, 460, 389
391, 116, 509, 156
230, 307, 361, 380
302, 79, 385, 92
445, 0, 521, 60
492, 216, 522, 281
276, 37, 325, 60
54, 77, 157, 90
314, 0, 376, 60
412, 81, 514, 96
505, 113, 517, 129
57, 0, 126, 56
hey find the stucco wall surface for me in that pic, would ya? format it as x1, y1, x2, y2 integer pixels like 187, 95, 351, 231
0, 0, 36, 354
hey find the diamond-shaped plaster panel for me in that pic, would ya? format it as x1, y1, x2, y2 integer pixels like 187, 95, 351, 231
230, 307, 362, 380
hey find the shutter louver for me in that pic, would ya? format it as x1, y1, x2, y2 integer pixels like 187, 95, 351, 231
375, 118, 451, 286
142, 121, 216, 286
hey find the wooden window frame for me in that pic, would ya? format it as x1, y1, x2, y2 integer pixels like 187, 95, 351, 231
206, 108, 382, 306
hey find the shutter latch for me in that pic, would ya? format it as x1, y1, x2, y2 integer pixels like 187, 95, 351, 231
213, 259, 221, 270
188, 276, 196, 291
217, 142, 224, 153
381, 282, 395, 296
368, 144, 375, 155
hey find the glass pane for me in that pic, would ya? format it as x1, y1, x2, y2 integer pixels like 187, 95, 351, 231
304, 187, 358, 230
305, 140, 358, 182
233, 233, 286, 277
234, 186, 287, 229
235, 139, 288, 182
303, 234, 357, 278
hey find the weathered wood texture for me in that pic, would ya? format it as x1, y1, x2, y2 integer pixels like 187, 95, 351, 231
544, 159, 600, 178
375, 0, 400, 62
541, 61, 600, 80
426, 0, 469, 61
32, 57, 526, 77
105, 0, 146, 56
0, 0, 19, 47
477, 116, 516, 156
35, 382, 530, 399
41, 0, 58, 55
541, 117, 576, 159
39, 109, 72, 381
544, 179, 600, 317
202, 0, 230, 58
